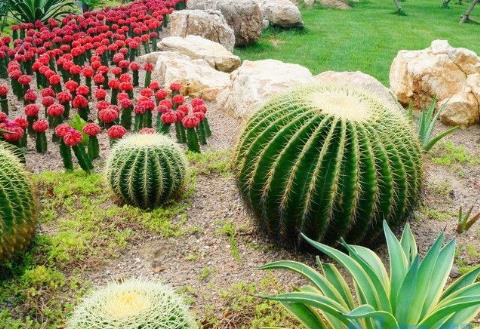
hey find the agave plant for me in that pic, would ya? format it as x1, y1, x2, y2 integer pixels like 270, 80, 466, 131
261, 221, 480, 329
417, 100, 458, 152
456, 205, 480, 234
7, 0, 76, 24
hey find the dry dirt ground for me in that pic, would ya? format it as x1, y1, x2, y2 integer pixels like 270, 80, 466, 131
2, 76, 480, 327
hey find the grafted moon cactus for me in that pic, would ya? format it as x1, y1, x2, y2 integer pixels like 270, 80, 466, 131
105, 133, 187, 209
0, 146, 37, 261
233, 85, 422, 247
67, 279, 197, 329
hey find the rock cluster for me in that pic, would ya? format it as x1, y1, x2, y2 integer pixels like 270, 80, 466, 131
186, 0, 263, 46
168, 10, 235, 51
390, 40, 480, 127
158, 35, 241, 72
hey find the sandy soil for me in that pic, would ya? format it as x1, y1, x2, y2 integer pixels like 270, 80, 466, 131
2, 75, 480, 327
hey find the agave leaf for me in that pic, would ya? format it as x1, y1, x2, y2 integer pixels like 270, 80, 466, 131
442, 266, 480, 298
345, 305, 399, 329
9, 0, 34, 22
348, 245, 390, 290
417, 295, 480, 329
399, 222, 417, 263
394, 255, 421, 324
436, 283, 480, 309
260, 261, 348, 309
320, 261, 356, 310
261, 292, 356, 328
383, 221, 409, 313
299, 286, 344, 328
437, 305, 480, 328
423, 127, 459, 152
396, 233, 444, 324
420, 240, 456, 318
425, 100, 437, 138
302, 234, 381, 310
280, 301, 328, 329
342, 242, 391, 312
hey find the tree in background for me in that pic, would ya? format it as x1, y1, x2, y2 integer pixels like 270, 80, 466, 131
460, 0, 479, 22
393, 0, 407, 15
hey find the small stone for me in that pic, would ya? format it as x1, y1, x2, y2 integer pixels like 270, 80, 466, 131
450, 265, 461, 278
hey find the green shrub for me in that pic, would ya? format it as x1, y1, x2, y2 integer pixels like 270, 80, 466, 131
105, 133, 187, 209
233, 85, 422, 247
261, 221, 480, 329
7, 0, 76, 24
0, 146, 37, 261
67, 279, 197, 329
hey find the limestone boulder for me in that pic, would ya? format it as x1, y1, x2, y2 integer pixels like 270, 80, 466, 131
315, 71, 403, 113
158, 35, 241, 72
439, 74, 480, 127
390, 39, 480, 127
139, 52, 230, 101
290, 0, 315, 6
186, 0, 262, 46
168, 10, 235, 51
259, 0, 303, 28
218, 59, 313, 118
318, 0, 350, 9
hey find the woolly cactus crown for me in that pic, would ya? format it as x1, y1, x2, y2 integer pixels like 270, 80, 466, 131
234, 84, 422, 247
105, 133, 187, 209
0, 146, 37, 261
67, 279, 197, 329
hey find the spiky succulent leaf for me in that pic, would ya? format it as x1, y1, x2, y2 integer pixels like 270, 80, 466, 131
0, 146, 37, 261
67, 279, 197, 329
261, 222, 480, 329
105, 133, 187, 209
233, 85, 422, 248
7, 0, 75, 24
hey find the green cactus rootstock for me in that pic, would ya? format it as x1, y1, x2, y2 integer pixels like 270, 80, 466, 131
233, 85, 423, 247
0, 146, 37, 261
67, 279, 197, 329
105, 133, 187, 209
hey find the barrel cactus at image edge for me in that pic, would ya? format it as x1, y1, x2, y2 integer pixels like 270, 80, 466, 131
0, 146, 37, 261
105, 133, 187, 209
233, 85, 423, 247
67, 279, 197, 329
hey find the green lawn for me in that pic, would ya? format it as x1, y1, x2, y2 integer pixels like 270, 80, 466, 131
235, 0, 480, 85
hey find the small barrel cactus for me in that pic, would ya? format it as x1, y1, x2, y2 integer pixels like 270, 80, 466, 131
0, 146, 37, 261
233, 85, 422, 247
67, 279, 197, 329
105, 133, 187, 209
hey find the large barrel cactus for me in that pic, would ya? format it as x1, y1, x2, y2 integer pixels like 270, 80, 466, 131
0, 146, 37, 261
67, 279, 197, 329
105, 133, 187, 209
233, 85, 422, 247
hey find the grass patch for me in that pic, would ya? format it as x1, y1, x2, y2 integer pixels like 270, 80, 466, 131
201, 275, 299, 328
187, 150, 232, 176
430, 141, 479, 166
0, 170, 192, 327
419, 206, 453, 222
199, 266, 215, 282
216, 220, 241, 262
235, 1, 480, 84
